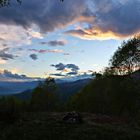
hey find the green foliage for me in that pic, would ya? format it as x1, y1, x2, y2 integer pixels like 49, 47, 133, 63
110, 35, 140, 75
103, 67, 118, 76
31, 77, 60, 111
68, 75, 140, 117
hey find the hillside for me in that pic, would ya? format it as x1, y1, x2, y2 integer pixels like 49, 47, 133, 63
68, 71, 140, 116
1, 112, 140, 140
57, 78, 92, 101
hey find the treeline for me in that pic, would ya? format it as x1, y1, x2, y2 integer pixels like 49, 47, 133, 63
0, 77, 64, 122
67, 74, 140, 117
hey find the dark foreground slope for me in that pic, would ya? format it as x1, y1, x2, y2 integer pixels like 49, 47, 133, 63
1, 112, 140, 140
68, 70, 140, 116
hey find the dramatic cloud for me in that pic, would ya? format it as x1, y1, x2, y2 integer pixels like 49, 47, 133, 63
66, 64, 79, 72
40, 40, 67, 46
0, 0, 139, 42
0, 48, 15, 60
30, 54, 38, 60
29, 49, 64, 54
0, 69, 41, 82
51, 63, 80, 76
0, 0, 90, 32
51, 63, 66, 71
92, 0, 140, 36
65, 0, 140, 40
65, 27, 125, 40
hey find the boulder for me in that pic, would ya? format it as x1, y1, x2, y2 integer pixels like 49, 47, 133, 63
62, 111, 83, 124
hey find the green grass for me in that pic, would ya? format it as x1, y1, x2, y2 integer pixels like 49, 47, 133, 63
1, 112, 140, 140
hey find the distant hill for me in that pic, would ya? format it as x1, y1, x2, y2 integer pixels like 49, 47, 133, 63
57, 78, 92, 101
0, 81, 39, 95
0, 74, 93, 95
4, 78, 92, 101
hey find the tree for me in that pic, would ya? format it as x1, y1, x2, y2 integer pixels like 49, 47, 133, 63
109, 35, 140, 75
31, 77, 59, 111
0, 0, 64, 7
0, 0, 21, 7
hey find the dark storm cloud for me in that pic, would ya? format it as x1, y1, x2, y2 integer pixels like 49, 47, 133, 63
30, 54, 38, 60
50, 62, 79, 76
0, 48, 15, 60
65, 0, 140, 39
0, 0, 88, 33
0, 0, 139, 40
66, 64, 79, 72
51, 63, 65, 71
40, 40, 67, 46
93, 0, 140, 35
51, 63, 80, 73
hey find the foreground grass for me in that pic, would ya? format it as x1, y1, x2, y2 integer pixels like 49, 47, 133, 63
1, 112, 140, 140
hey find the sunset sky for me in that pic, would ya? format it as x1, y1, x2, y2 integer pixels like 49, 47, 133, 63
0, 0, 140, 79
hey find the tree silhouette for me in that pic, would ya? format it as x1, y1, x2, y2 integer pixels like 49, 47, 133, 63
31, 77, 58, 111
0, 0, 21, 7
0, 0, 63, 7
0, 0, 64, 7
109, 35, 140, 74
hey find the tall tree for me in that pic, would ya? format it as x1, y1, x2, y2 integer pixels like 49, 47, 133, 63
109, 35, 140, 74
31, 77, 58, 111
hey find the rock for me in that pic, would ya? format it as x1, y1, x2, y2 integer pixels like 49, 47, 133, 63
62, 111, 83, 124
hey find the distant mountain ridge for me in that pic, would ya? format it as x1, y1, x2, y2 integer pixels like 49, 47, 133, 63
0, 81, 39, 95
0, 74, 93, 95
0, 78, 92, 101
57, 78, 92, 101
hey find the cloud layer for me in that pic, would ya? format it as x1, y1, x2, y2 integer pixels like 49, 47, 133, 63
0, 0, 140, 40
65, 0, 140, 40
40, 40, 67, 46
0, 69, 41, 82
29, 49, 64, 54
0, 0, 88, 32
